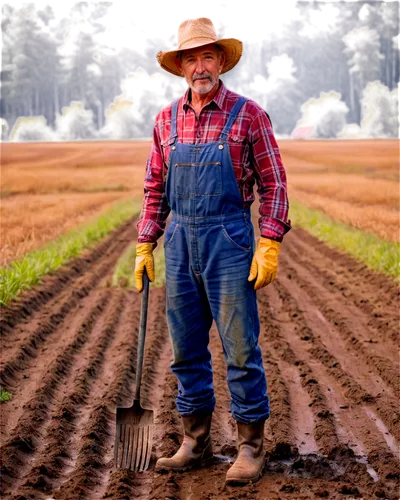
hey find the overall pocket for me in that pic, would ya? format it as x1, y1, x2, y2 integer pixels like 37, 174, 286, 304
221, 218, 252, 252
164, 220, 180, 248
175, 162, 222, 197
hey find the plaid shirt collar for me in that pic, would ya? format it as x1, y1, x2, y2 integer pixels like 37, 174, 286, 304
182, 79, 227, 111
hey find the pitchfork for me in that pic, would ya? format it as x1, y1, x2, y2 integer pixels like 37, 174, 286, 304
114, 269, 154, 472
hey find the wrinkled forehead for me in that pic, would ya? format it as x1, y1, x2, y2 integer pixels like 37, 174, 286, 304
180, 43, 220, 60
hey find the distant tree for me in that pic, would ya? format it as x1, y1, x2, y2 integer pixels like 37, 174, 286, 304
2, 4, 63, 129
63, 30, 98, 105
1, 118, 9, 141
360, 81, 398, 138
103, 88, 142, 139
390, 88, 400, 137
122, 68, 184, 136
55, 101, 96, 140
337, 123, 369, 140
10, 116, 56, 142
343, 28, 382, 89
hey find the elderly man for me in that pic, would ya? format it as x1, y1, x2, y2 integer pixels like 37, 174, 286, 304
135, 17, 291, 484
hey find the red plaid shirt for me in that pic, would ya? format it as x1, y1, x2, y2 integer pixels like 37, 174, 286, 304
137, 80, 291, 243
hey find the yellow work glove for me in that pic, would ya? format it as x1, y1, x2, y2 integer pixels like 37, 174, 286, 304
134, 243, 155, 292
248, 237, 281, 290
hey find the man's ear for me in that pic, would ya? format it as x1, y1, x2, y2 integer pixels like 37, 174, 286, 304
175, 57, 184, 76
219, 51, 226, 73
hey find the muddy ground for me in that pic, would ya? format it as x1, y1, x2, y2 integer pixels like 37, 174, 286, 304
0, 219, 399, 499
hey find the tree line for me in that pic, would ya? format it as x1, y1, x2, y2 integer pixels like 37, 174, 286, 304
1, 2, 398, 140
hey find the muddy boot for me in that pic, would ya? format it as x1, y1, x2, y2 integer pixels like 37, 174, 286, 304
155, 414, 213, 472
225, 420, 265, 485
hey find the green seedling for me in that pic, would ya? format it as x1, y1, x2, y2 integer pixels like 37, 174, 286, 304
0, 390, 12, 402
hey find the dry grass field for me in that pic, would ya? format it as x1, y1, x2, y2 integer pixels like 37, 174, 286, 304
1, 141, 151, 266
1, 139, 398, 266
280, 139, 399, 242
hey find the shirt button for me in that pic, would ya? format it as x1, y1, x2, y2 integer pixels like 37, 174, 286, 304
218, 144, 224, 150
171, 145, 176, 150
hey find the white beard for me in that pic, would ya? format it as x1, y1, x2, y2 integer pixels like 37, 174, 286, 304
188, 72, 218, 95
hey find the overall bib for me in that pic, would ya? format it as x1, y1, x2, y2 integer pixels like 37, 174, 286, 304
164, 97, 269, 424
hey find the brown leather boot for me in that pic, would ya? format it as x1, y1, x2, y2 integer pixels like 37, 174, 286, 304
155, 414, 213, 472
225, 420, 265, 484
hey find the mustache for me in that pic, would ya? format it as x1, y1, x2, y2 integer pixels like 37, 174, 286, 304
192, 72, 212, 81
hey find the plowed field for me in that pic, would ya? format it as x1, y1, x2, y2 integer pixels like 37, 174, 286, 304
1, 219, 399, 499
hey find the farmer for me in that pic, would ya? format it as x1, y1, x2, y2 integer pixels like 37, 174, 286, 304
135, 17, 291, 484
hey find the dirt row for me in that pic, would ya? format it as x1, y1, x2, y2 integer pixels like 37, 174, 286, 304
0, 218, 399, 499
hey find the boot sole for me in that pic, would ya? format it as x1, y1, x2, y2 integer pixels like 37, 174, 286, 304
155, 454, 214, 473
225, 470, 263, 485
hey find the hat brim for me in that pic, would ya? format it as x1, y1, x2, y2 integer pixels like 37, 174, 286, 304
157, 38, 243, 77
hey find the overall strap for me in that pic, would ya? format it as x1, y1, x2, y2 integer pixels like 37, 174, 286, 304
219, 97, 248, 141
170, 99, 179, 142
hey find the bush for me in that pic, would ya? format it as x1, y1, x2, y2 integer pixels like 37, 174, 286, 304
55, 101, 96, 140
0, 118, 8, 141
97, 125, 113, 140
106, 95, 142, 139
361, 81, 399, 138
10, 116, 50, 141
125, 68, 165, 137
315, 108, 348, 139
338, 123, 366, 139
297, 92, 347, 139
390, 89, 400, 137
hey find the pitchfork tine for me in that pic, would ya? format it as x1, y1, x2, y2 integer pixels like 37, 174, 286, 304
132, 427, 140, 471
123, 426, 131, 469
139, 427, 148, 471
131, 427, 138, 470
144, 425, 153, 470
135, 426, 142, 470
127, 426, 135, 470
114, 425, 121, 467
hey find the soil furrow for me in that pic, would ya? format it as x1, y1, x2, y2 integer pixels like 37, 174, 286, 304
0, 290, 111, 496
258, 283, 400, 490
49, 291, 140, 499
258, 290, 339, 455
12, 290, 126, 499
0, 289, 111, 446
262, 351, 294, 457
279, 250, 399, 388
0, 219, 136, 336
270, 360, 318, 456
284, 229, 399, 345
267, 354, 318, 457
31, 291, 140, 499
276, 261, 400, 440
147, 368, 182, 500
0, 244, 129, 392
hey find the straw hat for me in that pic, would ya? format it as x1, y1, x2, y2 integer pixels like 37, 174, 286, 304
157, 17, 243, 77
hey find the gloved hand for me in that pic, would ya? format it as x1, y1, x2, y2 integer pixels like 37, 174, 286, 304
134, 243, 155, 292
248, 237, 280, 290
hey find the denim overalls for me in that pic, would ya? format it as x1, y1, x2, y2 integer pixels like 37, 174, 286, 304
163, 97, 269, 424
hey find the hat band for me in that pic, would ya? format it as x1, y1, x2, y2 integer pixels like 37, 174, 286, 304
179, 36, 218, 51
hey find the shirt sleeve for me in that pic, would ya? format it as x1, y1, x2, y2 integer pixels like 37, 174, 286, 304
249, 109, 291, 242
136, 119, 171, 244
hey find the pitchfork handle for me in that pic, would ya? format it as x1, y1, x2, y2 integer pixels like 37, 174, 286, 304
135, 268, 150, 401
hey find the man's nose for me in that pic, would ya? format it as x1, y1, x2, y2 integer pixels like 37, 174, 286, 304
195, 58, 205, 73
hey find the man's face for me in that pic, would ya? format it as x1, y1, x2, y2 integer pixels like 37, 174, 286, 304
176, 44, 225, 96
